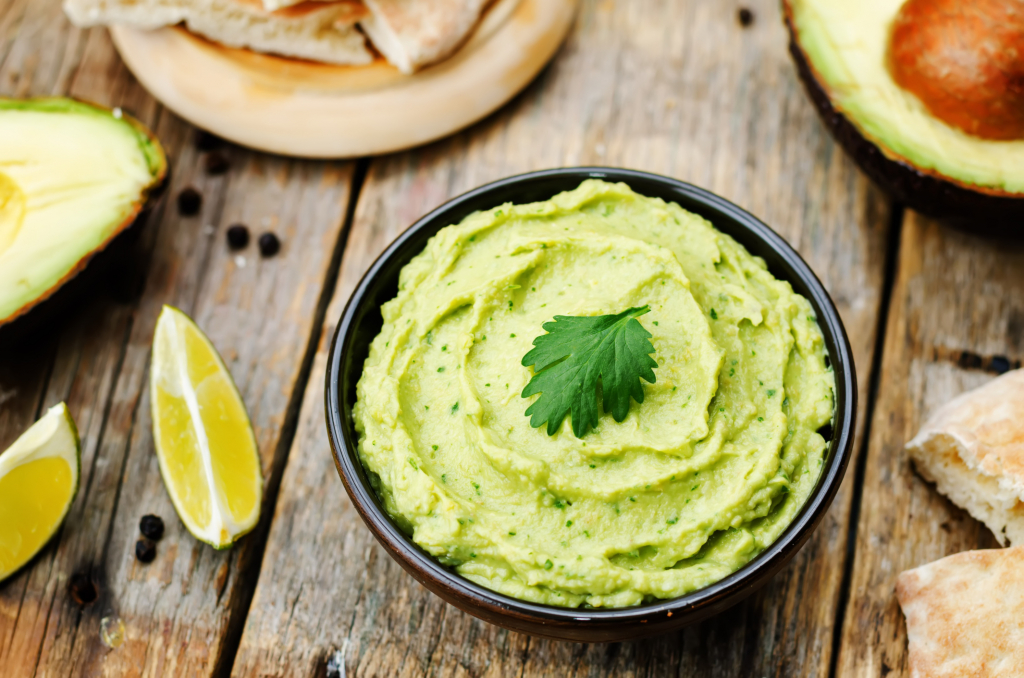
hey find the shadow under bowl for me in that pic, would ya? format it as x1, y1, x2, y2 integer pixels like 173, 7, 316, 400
325, 167, 857, 643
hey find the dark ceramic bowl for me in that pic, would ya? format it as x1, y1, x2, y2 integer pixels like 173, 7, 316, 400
325, 167, 857, 643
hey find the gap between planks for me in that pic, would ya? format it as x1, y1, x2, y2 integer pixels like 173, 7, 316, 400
826, 204, 905, 678
0, 40, 366, 671
5, 156, 368, 677
214, 157, 371, 677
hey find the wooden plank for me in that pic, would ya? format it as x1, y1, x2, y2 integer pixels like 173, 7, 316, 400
0, 5, 145, 673
233, 0, 893, 675
0, 2, 357, 674
834, 213, 1019, 677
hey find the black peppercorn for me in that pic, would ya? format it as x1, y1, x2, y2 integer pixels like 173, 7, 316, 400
139, 514, 165, 541
258, 232, 281, 257
737, 7, 754, 27
69, 573, 98, 605
195, 130, 222, 151
177, 187, 202, 216
226, 224, 250, 250
991, 355, 1012, 375
205, 152, 230, 175
135, 538, 156, 563
958, 351, 983, 370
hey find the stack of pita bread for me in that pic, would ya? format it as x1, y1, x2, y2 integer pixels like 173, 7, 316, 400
64, 0, 490, 74
896, 369, 1024, 676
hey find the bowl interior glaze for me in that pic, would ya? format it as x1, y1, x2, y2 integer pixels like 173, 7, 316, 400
325, 167, 856, 642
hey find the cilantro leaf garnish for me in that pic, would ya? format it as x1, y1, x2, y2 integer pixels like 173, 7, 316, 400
521, 305, 658, 437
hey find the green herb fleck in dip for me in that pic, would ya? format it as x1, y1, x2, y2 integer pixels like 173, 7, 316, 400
353, 180, 834, 608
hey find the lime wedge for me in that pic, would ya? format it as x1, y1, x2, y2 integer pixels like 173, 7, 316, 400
150, 305, 262, 549
0, 403, 80, 582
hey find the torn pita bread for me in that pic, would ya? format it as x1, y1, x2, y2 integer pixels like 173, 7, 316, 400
897, 546, 1024, 678
63, 0, 373, 66
905, 368, 1024, 546
359, 0, 490, 74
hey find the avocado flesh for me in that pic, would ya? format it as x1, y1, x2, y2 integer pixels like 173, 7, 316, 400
0, 99, 166, 325
789, 0, 1024, 195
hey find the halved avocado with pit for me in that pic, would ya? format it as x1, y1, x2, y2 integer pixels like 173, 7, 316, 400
784, 0, 1024, 232
0, 98, 167, 329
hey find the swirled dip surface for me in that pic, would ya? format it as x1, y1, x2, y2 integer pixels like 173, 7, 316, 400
353, 180, 834, 607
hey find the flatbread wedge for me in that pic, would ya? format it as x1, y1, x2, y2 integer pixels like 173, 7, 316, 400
63, 0, 373, 66
905, 369, 1024, 546
359, 0, 490, 74
897, 546, 1024, 678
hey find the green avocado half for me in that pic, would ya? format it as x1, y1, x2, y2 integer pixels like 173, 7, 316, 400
784, 0, 1024, 231
0, 98, 167, 328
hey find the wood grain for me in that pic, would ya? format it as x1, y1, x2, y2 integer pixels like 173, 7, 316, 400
0, 1, 357, 675
233, 0, 892, 675
834, 213, 1021, 677
0, 6, 152, 674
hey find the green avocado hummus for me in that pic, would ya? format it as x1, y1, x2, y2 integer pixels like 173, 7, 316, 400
353, 179, 835, 608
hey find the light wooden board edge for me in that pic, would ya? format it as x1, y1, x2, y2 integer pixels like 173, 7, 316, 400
108, 0, 578, 158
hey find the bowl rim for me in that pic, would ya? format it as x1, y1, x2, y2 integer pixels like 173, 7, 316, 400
325, 166, 857, 627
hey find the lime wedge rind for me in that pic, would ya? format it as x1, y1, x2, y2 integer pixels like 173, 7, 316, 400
0, 402, 80, 582
150, 305, 262, 549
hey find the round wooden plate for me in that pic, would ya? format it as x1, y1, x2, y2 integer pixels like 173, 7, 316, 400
110, 0, 578, 158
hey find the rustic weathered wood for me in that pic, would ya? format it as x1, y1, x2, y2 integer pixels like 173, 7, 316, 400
0, 5, 154, 674
233, 0, 892, 675
834, 213, 1020, 677
0, 2, 357, 674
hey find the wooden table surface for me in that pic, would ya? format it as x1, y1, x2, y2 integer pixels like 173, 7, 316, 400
0, 0, 1017, 675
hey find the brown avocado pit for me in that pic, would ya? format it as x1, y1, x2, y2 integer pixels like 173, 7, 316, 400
890, 0, 1024, 141
784, 0, 1024, 234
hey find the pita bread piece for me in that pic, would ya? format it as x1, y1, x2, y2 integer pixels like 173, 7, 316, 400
359, 0, 490, 74
897, 546, 1024, 678
64, 0, 373, 66
905, 368, 1024, 546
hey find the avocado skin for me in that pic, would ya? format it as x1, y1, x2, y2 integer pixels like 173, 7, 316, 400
0, 98, 169, 346
783, 4, 1024, 237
